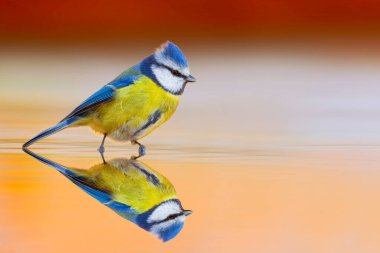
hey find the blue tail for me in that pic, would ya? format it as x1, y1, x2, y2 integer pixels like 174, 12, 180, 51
23, 117, 78, 148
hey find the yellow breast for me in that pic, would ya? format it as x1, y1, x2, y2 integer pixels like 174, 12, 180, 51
87, 76, 180, 141
73, 159, 177, 213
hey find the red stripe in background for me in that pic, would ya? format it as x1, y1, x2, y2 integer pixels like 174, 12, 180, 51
1, 0, 380, 40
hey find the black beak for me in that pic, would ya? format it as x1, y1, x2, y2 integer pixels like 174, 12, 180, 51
183, 210, 192, 216
186, 75, 196, 82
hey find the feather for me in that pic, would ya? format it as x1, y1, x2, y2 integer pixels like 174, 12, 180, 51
22, 117, 78, 148
23, 75, 140, 147
61, 75, 139, 121
22, 148, 136, 213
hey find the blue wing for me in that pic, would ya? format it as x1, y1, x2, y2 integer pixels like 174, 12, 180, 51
64, 173, 135, 213
61, 75, 140, 121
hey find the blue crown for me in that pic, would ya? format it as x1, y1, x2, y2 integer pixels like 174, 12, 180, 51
156, 41, 189, 68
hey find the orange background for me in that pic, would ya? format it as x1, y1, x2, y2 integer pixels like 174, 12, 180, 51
2, 1, 380, 252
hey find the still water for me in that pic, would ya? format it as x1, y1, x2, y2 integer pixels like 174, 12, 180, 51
1, 47, 380, 252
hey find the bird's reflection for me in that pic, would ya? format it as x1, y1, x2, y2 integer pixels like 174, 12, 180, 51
23, 149, 192, 242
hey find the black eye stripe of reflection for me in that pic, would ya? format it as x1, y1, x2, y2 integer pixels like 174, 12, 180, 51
155, 63, 187, 79
150, 212, 183, 225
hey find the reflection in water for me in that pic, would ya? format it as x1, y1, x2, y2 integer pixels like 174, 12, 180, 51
23, 149, 192, 242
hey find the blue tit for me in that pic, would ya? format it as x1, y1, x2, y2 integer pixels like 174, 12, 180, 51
23, 41, 196, 158
24, 149, 192, 242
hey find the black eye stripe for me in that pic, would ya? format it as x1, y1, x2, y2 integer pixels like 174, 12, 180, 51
156, 63, 187, 79
171, 69, 182, 77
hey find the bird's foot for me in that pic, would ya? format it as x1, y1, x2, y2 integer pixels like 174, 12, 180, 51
98, 134, 107, 154
138, 144, 146, 157
97, 146, 105, 154
97, 146, 106, 163
131, 140, 146, 159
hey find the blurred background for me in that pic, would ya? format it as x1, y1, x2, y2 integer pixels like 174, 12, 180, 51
1, 1, 380, 252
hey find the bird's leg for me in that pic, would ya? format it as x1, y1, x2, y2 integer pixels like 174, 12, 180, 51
131, 140, 146, 159
98, 134, 107, 155
100, 151, 106, 164
98, 134, 107, 163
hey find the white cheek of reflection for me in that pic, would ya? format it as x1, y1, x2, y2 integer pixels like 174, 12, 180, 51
152, 65, 184, 94
150, 215, 186, 236
148, 201, 182, 223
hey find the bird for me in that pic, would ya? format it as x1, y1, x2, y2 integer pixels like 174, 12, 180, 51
23, 41, 196, 158
23, 148, 192, 242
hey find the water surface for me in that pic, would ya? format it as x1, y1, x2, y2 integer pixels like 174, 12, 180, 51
1, 48, 380, 252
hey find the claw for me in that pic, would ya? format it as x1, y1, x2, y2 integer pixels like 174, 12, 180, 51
98, 134, 107, 153
139, 145, 146, 156
97, 146, 105, 153
131, 140, 147, 159
97, 134, 107, 163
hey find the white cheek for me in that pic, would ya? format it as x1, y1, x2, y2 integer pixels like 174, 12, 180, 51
154, 53, 190, 76
152, 66, 184, 93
